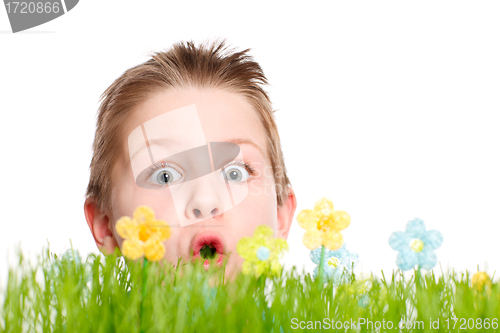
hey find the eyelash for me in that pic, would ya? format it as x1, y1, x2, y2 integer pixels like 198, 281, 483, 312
223, 160, 255, 175
150, 161, 177, 172
147, 160, 255, 186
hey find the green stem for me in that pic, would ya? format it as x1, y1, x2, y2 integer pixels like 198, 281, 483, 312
140, 258, 148, 333
257, 274, 266, 319
318, 245, 326, 287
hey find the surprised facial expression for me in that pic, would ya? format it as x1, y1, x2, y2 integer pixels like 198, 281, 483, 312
109, 87, 278, 277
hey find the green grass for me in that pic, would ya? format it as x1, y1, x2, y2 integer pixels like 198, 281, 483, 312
1, 244, 499, 333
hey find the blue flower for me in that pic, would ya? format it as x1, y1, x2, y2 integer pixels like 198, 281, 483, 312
389, 218, 443, 270
310, 243, 359, 284
358, 294, 370, 308
173, 271, 217, 311
51, 249, 91, 277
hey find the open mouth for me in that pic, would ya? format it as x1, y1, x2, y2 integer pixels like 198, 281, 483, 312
200, 244, 217, 259
191, 231, 225, 268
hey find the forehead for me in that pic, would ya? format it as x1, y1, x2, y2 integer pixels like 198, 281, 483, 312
122, 87, 268, 162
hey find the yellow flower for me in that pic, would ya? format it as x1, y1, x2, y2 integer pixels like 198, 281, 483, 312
472, 271, 492, 292
237, 225, 289, 278
116, 206, 171, 261
347, 279, 372, 294
297, 197, 350, 250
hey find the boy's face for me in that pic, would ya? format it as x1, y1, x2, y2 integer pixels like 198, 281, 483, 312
104, 87, 289, 277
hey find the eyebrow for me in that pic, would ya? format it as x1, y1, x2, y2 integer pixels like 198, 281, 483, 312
129, 137, 183, 163
226, 138, 267, 160
128, 137, 266, 162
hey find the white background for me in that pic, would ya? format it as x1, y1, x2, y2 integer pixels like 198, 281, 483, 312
1, 1, 499, 287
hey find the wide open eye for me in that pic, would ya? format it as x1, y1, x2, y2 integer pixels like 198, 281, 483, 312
221, 164, 250, 183
150, 167, 182, 186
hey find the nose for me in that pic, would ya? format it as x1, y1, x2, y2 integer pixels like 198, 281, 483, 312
185, 175, 224, 221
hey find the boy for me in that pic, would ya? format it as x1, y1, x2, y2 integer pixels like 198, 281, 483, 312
83, 39, 297, 277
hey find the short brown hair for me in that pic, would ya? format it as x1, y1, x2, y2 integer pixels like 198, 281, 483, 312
85, 38, 291, 215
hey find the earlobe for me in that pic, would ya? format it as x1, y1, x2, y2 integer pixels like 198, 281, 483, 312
84, 197, 119, 255
276, 186, 297, 240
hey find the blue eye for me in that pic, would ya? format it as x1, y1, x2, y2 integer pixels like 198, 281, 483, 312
150, 166, 182, 186
221, 164, 250, 182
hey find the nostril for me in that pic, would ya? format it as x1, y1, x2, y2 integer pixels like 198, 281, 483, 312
192, 208, 219, 219
211, 208, 218, 217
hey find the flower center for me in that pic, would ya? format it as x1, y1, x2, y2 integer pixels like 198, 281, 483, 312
327, 256, 340, 268
317, 220, 330, 232
410, 239, 424, 252
138, 225, 152, 242
256, 246, 271, 261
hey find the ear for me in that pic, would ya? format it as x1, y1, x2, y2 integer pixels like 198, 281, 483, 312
276, 186, 297, 240
84, 197, 120, 256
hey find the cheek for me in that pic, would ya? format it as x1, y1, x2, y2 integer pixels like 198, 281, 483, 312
237, 176, 277, 230
110, 181, 180, 239
246, 161, 277, 198
254, 160, 277, 200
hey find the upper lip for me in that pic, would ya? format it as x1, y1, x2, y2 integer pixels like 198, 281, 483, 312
190, 230, 225, 258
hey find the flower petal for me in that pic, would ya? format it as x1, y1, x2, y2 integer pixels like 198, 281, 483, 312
242, 260, 252, 275
472, 272, 491, 291
270, 259, 282, 276
297, 209, 318, 229
144, 239, 166, 261
331, 267, 349, 285
396, 249, 418, 271
133, 206, 156, 224
422, 230, 443, 250
254, 225, 274, 239
236, 237, 257, 260
358, 295, 370, 308
314, 198, 334, 219
312, 266, 324, 280
303, 229, 323, 250
312, 265, 318, 279
340, 250, 360, 270
331, 211, 351, 231
405, 218, 426, 238
150, 220, 171, 241
254, 261, 266, 277
389, 231, 410, 251
115, 216, 138, 240
323, 231, 344, 251
310, 247, 324, 265
273, 238, 289, 257
417, 247, 437, 270
313, 263, 334, 281
122, 239, 144, 260
331, 243, 347, 257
